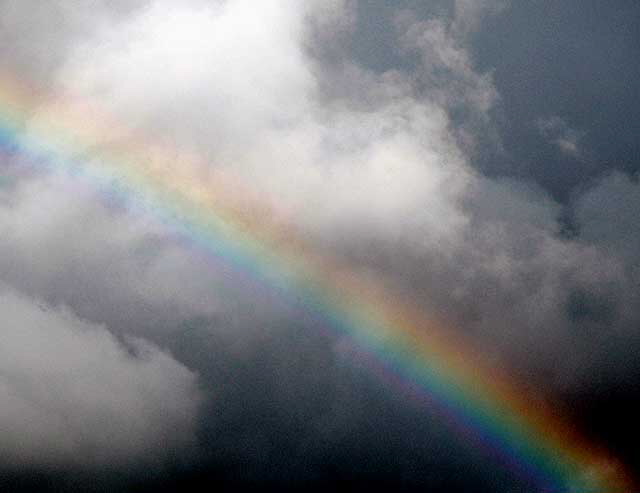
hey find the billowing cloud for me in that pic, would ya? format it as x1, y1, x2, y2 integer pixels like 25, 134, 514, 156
0, 285, 201, 469
0, 169, 227, 331
47, 0, 469, 244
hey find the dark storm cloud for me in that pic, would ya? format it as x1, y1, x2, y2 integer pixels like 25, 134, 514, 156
348, 1, 640, 199
471, 0, 640, 199
1, 1, 639, 491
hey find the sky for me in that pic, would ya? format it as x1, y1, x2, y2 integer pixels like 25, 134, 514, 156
1, 1, 639, 491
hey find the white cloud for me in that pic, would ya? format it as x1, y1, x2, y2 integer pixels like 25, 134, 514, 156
46, 0, 472, 247
56, 0, 315, 154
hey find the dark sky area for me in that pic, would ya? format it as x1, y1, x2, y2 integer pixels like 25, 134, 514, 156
0, 1, 639, 492
353, 0, 640, 201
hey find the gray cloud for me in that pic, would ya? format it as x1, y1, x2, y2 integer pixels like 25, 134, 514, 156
0, 285, 201, 469
575, 172, 640, 261
537, 116, 585, 158
452, 0, 508, 36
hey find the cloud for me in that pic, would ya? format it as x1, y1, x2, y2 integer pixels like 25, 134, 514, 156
0, 169, 229, 332
0, 0, 149, 93
56, 1, 315, 150
452, 0, 508, 37
0, 0, 620, 424
0, 285, 201, 469
575, 172, 640, 268
1, 0, 639, 489
42, 0, 474, 246
537, 115, 585, 158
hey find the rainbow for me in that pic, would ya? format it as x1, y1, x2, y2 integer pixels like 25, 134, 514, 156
0, 77, 634, 492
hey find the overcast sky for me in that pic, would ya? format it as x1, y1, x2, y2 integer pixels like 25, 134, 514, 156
1, 1, 639, 491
